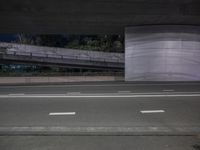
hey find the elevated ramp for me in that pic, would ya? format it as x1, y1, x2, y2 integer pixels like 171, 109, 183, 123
0, 42, 124, 70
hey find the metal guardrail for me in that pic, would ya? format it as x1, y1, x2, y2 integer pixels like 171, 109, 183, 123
4, 49, 124, 63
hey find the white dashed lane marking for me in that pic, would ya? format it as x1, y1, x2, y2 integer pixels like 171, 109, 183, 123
140, 110, 165, 114
163, 89, 175, 92
49, 112, 76, 116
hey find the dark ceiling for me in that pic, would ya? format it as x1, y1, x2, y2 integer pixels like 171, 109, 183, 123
0, 0, 200, 34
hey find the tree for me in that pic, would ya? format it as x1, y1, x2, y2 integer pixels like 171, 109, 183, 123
17, 34, 34, 45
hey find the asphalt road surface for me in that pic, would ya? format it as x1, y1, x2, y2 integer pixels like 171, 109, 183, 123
0, 135, 200, 150
1, 81, 200, 95
0, 82, 200, 149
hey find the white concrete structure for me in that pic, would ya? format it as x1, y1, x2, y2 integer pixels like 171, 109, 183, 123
125, 25, 200, 81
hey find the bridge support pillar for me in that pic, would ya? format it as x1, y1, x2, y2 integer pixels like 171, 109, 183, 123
125, 25, 200, 81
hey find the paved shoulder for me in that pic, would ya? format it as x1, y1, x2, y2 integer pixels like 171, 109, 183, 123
0, 135, 200, 150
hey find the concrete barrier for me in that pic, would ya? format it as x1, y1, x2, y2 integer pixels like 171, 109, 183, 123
0, 76, 124, 85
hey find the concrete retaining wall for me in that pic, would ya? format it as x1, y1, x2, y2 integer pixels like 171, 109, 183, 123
0, 76, 124, 85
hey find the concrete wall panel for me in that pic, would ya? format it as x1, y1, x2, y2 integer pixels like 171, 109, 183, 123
125, 25, 200, 81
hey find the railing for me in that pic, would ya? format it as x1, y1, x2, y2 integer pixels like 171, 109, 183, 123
3, 49, 124, 63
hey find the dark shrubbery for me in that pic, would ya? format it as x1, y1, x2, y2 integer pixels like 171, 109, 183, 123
16, 34, 124, 53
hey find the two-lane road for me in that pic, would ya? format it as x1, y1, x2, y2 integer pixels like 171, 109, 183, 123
0, 82, 200, 135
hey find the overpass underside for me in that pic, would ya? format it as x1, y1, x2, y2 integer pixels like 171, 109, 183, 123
0, 0, 200, 34
1, 0, 200, 81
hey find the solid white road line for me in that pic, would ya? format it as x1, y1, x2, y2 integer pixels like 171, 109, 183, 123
49, 112, 76, 116
0, 93, 200, 98
118, 91, 131, 93
140, 110, 165, 114
8, 93, 25, 96
1, 82, 199, 88
67, 92, 81, 95
163, 89, 174, 92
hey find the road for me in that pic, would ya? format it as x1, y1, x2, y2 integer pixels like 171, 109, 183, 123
0, 82, 200, 149
0, 96, 200, 135
1, 82, 200, 94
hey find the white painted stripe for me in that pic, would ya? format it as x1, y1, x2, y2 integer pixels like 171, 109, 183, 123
4, 91, 200, 96
118, 91, 131, 93
2, 82, 199, 88
8, 93, 25, 96
67, 92, 81, 95
49, 112, 76, 116
163, 89, 174, 92
140, 110, 165, 113
0, 93, 200, 98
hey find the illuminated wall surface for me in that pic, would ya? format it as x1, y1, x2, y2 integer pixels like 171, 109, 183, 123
125, 25, 200, 81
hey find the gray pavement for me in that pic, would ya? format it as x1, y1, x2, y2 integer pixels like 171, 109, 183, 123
0, 135, 200, 150
1, 82, 200, 94
0, 82, 200, 135
0, 96, 200, 135
0, 82, 200, 149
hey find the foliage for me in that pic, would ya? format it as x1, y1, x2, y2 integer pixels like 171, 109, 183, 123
16, 34, 124, 53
